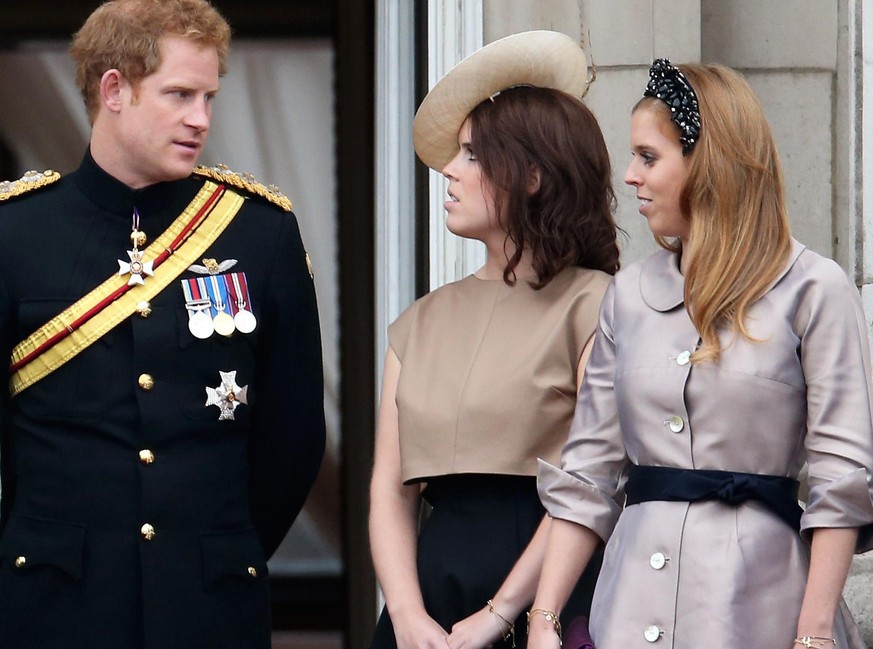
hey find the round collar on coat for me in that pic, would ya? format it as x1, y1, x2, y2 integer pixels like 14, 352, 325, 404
639, 238, 807, 313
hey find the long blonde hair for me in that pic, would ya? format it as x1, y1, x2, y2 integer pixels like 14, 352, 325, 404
638, 64, 791, 363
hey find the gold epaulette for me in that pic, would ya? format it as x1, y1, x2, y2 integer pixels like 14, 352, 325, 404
193, 164, 292, 212
0, 170, 61, 202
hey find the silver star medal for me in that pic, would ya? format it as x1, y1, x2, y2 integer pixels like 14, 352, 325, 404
205, 370, 249, 421
118, 208, 154, 286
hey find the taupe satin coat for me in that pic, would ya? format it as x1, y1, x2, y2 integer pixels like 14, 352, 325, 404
539, 241, 873, 648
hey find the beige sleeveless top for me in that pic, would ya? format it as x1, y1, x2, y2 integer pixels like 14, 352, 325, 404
389, 267, 610, 483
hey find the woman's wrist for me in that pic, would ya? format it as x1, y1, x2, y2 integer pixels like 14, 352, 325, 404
792, 636, 836, 648
386, 598, 428, 625
487, 600, 516, 647
528, 607, 562, 644
488, 591, 526, 619
795, 613, 835, 640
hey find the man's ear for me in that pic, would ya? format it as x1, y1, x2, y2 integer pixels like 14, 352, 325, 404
527, 166, 541, 195
100, 69, 126, 113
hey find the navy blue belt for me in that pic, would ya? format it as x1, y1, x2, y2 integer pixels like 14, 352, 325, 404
625, 465, 802, 530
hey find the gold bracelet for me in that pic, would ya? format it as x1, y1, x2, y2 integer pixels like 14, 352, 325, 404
527, 608, 562, 646
793, 637, 836, 648
487, 600, 516, 648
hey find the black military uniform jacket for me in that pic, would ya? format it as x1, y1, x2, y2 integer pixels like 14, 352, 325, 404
0, 151, 326, 649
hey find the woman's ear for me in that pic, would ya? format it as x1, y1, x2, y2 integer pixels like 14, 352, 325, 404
527, 166, 541, 195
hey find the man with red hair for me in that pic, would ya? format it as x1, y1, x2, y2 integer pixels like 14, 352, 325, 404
0, 2, 326, 647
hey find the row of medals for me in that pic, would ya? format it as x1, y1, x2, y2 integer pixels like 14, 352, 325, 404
187, 296, 256, 340
126, 224, 257, 340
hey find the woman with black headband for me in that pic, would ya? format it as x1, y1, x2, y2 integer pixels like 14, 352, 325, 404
528, 60, 873, 649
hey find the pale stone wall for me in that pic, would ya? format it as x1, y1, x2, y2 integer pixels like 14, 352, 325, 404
483, 0, 844, 262
484, 0, 700, 263
484, 0, 871, 643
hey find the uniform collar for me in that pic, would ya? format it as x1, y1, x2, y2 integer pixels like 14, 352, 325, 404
69, 148, 199, 219
639, 238, 806, 312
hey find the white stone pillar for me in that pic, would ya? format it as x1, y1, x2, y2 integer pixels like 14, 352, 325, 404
375, 0, 417, 368
426, 0, 486, 290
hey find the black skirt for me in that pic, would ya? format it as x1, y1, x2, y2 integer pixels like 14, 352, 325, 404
371, 474, 601, 649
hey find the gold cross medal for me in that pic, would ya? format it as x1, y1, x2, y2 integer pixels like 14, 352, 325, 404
205, 370, 249, 421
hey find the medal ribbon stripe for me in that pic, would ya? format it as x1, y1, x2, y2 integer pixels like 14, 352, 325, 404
181, 279, 197, 304
10, 181, 244, 397
196, 277, 215, 316
207, 275, 230, 313
225, 275, 239, 316
226, 272, 252, 315
201, 273, 236, 338
181, 279, 210, 308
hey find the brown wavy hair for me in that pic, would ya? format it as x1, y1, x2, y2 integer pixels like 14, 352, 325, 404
70, 0, 231, 124
468, 86, 620, 287
635, 63, 791, 363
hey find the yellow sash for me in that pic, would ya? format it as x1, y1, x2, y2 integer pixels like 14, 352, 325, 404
10, 181, 244, 397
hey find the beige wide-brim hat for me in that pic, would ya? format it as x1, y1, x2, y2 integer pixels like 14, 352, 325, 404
412, 30, 589, 171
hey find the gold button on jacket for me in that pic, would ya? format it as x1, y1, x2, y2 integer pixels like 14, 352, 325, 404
135, 300, 152, 318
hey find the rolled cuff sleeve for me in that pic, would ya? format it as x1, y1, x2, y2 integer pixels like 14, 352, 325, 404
537, 458, 623, 543
799, 256, 873, 554
801, 467, 873, 552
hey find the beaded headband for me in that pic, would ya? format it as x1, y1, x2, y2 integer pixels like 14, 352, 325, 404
643, 58, 701, 155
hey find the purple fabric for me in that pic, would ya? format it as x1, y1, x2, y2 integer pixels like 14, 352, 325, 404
564, 617, 595, 649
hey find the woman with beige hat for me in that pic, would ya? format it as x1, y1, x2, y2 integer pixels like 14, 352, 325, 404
528, 60, 873, 649
368, 30, 619, 649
